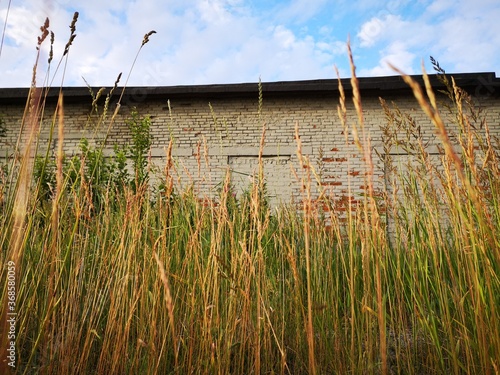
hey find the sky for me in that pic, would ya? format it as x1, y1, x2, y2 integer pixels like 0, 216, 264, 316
0, 0, 499, 88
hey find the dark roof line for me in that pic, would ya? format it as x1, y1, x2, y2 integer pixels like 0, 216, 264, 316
0, 72, 498, 103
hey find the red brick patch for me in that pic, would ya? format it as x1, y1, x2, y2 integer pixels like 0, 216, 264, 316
322, 181, 342, 186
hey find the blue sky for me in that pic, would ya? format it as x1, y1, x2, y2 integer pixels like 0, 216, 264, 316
0, 0, 499, 87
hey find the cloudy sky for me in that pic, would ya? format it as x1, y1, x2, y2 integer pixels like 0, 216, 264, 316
0, 0, 499, 88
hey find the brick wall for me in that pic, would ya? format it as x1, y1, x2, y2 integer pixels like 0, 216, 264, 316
1, 75, 499, 215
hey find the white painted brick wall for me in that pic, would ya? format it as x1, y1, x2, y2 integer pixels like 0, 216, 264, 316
1, 86, 499, 214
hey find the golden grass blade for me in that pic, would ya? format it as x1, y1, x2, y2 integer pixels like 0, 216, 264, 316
153, 250, 178, 369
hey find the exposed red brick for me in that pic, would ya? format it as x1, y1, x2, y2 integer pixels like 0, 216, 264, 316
322, 181, 342, 186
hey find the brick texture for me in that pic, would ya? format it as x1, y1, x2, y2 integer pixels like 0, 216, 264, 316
1, 81, 499, 216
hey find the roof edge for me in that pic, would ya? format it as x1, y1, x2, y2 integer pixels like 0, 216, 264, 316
0, 72, 498, 103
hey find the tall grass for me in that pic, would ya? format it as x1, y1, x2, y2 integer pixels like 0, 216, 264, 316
1, 15, 499, 375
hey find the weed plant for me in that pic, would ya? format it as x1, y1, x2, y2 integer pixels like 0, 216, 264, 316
0, 14, 499, 375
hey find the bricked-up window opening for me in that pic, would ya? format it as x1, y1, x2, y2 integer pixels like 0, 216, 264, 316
228, 155, 292, 208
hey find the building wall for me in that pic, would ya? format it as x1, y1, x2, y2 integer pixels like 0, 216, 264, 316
1, 85, 499, 212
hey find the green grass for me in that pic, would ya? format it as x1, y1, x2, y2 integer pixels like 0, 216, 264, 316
1, 13, 499, 375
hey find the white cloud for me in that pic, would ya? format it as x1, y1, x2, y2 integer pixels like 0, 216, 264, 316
357, 17, 384, 47
197, 0, 233, 24
435, 2, 500, 73
94, 0, 342, 85
276, 0, 329, 24
357, 14, 407, 48
359, 41, 417, 76
425, 0, 454, 15
273, 25, 297, 50
355, 0, 500, 77
2, 7, 46, 47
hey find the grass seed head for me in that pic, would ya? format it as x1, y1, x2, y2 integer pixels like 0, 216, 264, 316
64, 12, 79, 55
37, 17, 50, 48
142, 30, 157, 46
